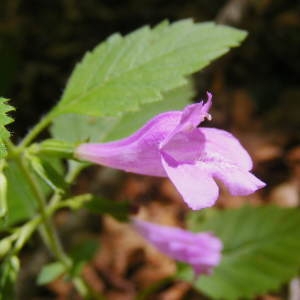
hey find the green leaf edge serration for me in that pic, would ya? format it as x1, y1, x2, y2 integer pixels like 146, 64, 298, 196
0, 98, 15, 159
54, 19, 247, 117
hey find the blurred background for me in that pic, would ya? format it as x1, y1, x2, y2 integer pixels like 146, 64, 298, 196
0, 0, 299, 299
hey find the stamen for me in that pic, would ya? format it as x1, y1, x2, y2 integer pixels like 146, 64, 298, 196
206, 113, 212, 121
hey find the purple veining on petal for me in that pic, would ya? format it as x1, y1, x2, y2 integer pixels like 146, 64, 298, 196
132, 218, 222, 276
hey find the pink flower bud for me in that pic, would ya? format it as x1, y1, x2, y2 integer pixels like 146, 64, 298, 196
132, 218, 222, 276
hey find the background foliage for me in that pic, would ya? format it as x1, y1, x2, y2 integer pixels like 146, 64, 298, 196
179, 206, 300, 299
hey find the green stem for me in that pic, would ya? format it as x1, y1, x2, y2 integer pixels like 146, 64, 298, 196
19, 163, 92, 298
4, 195, 90, 256
65, 162, 88, 184
19, 153, 68, 264
3, 197, 104, 299
5, 140, 95, 299
19, 111, 54, 148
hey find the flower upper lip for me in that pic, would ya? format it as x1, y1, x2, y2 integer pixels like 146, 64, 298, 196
159, 92, 212, 164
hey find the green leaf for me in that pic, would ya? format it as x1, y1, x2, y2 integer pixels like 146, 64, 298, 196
29, 156, 60, 192
0, 98, 14, 159
85, 197, 131, 221
28, 155, 67, 192
37, 262, 65, 285
69, 240, 99, 277
0, 156, 64, 230
70, 240, 99, 263
53, 20, 246, 117
103, 79, 195, 141
0, 161, 37, 229
50, 80, 195, 143
180, 206, 300, 300
50, 114, 118, 144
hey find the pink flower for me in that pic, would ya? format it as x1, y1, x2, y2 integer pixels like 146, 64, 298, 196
132, 218, 222, 276
75, 93, 265, 210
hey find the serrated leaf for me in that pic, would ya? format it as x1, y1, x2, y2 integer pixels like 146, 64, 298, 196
51, 81, 195, 143
53, 20, 246, 117
0, 98, 14, 159
37, 262, 65, 285
103, 80, 195, 141
181, 206, 300, 300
